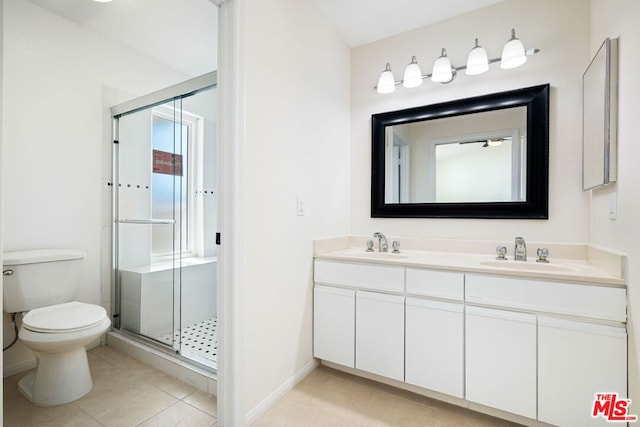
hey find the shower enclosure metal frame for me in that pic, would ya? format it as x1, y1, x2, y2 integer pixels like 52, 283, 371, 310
110, 71, 217, 367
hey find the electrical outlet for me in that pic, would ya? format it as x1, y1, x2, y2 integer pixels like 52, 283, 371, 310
609, 192, 617, 220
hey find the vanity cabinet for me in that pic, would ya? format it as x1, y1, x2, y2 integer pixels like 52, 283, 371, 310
355, 291, 404, 380
405, 268, 464, 398
538, 317, 626, 427
405, 298, 463, 397
465, 306, 537, 418
466, 273, 627, 426
313, 259, 628, 426
313, 285, 355, 368
313, 260, 404, 376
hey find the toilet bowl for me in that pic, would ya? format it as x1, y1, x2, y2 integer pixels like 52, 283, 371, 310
17, 301, 111, 406
3, 249, 111, 406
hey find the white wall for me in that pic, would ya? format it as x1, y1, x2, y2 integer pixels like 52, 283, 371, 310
589, 0, 640, 405
241, 0, 351, 416
351, 0, 591, 241
2, 0, 187, 373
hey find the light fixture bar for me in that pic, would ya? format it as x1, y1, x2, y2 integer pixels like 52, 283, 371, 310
375, 48, 539, 91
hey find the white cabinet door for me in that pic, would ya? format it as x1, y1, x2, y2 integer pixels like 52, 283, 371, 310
538, 317, 627, 427
466, 306, 537, 419
356, 290, 404, 381
405, 298, 463, 398
313, 285, 355, 368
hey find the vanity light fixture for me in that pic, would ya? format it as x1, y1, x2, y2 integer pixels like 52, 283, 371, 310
375, 28, 539, 94
501, 28, 527, 69
376, 63, 396, 94
466, 39, 489, 75
431, 49, 454, 83
402, 56, 423, 88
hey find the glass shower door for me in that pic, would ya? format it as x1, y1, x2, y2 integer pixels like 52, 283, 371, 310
113, 83, 218, 370
115, 99, 186, 351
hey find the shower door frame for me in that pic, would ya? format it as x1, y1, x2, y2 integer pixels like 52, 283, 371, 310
110, 71, 217, 362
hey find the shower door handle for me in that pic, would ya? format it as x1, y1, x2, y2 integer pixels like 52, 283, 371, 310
117, 219, 176, 224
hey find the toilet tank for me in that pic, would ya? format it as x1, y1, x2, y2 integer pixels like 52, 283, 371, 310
3, 249, 86, 313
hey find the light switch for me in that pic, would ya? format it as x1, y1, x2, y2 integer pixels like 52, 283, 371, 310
297, 195, 305, 216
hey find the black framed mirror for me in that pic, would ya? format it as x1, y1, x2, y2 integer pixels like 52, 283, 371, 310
371, 84, 549, 219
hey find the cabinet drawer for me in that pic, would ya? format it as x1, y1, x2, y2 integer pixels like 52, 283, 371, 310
314, 260, 404, 293
406, 268, 463, 301
466, 274, 626, 322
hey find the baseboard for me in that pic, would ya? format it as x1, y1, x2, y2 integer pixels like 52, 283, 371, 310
245, 358, 320, 425
3, 358, 36, 378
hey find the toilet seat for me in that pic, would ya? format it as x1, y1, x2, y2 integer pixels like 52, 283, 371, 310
22, 301, 107, 333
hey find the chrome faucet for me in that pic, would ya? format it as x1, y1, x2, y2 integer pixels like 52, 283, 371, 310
373, 232, 389, 252
514, 237, 527, 261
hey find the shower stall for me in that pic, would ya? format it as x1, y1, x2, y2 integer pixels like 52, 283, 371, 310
110, 73, 218, 371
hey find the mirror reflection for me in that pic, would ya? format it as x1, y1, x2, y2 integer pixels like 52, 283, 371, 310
371, 84, 549, 219
386, 107, 526, 203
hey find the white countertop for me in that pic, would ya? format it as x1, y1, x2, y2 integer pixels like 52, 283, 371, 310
314, 237, 625, 287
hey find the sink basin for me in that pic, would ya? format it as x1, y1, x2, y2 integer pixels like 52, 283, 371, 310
349, 251, 409, 260
480, 260, 577, 273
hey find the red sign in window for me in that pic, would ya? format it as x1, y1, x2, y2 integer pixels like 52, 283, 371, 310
153, 149, 183, 176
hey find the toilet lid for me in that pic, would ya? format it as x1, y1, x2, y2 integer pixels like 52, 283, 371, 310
23, 301, 107, 333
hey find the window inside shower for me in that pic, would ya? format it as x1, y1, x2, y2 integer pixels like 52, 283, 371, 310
112, 80, 218, 371
151, 110, 194, 258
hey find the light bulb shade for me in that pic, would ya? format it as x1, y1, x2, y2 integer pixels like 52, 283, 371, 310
377, 63, 396, 94
487, 139, 503, 147
465, 39, 489, 75
501, 29, 527, 69
431, 49, 453, 83
402, 56, 423, 88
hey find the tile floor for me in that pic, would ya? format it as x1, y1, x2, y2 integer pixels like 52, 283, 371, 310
252, 365, 523, 427
4, 348, 521, 427
3, 345, 217, 427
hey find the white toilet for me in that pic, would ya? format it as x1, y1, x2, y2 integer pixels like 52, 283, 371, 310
3, 249, 111, 406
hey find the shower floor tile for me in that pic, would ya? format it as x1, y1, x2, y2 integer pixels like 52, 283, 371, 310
161, 317, 218, 369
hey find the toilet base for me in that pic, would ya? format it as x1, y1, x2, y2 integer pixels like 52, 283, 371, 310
19, 346, 93, 406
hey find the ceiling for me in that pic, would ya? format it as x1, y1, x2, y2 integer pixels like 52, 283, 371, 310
28, 0, 218, 78
309, 0, 509, 47
27, 0, 508, 74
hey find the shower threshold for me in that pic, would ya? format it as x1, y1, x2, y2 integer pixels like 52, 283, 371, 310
107, 330, 217, 395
